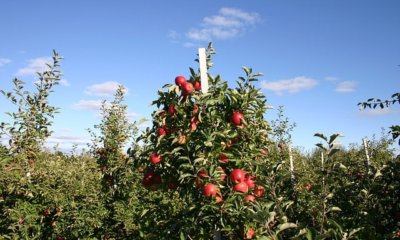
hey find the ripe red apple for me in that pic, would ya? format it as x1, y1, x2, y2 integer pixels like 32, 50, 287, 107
142, 176, 152, 187
305, 182, 311, 191
181, 82, 194, 95
193, 104, 199, 115
157, 127, 167, 137
245, 228, 255, 239
244, 175, 255, 189
230, 169, 246, 184
234, 182, 249, 193
203, 183, 218, 197
149, 153, 161, 164
193, 81, 201, 91
260, 148, 269, 155
168, 105, 176, 115
144, 169, 154, 178
219, 153, 229, 164
198, 169, 208, 178
254, 185, 265, 198
190, 118, 197, 131
216, 195, 223, 204
231, 111, 244, 126
175, 75, 186, 86
152, 174, 162, 185
195, 177, 204, 188
244, 195, 256, 202
158, 110, 166, 116
143, 172, 161, 189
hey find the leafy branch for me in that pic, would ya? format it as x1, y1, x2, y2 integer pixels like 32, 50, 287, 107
358, 92, 400, 145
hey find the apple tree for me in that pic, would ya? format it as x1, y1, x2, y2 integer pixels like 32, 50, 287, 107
136, 44, 297, 239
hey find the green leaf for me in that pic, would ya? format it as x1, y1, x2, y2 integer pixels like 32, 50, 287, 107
180, 231, 185, 240
277, 222, 297, 233
314, 133, 327, 142
315, 143, 327, 151
328, 206, 342, 213
328, 148, 340, 157
242, 66, 251, 76
328, 133, 342, 144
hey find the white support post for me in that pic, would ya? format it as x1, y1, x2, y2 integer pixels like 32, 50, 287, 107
321, 152, 324, 169
289, 146, 295, 181
363, 138, 370, 169
198, 48, 208, 94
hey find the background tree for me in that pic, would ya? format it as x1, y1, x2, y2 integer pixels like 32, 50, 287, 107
358, 92, 400, 145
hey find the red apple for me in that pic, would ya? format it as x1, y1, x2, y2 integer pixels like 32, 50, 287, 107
260, 149, 269, 155
305, 182, 312, 191
198, 169, 208, 178
234, 182, 249, 193
244, 195, 256, 202
219, 153, 229, 164
195, 177, 204, 188
245, 228, 255, 239
168, 105, 176, 115
244, 175, 255, 189
203, 183, 218, 197
193, 104, 199, 115
152, 174, 162, 185
181, 82, 194, 95
190, 118, 197, 131
149, 153, 161, 164
175, 75, 186, 86
216, 195, 223, 204
231, 111, 244, 126
157, 127, 167, 137
254, 185, 265, 198
193, 81, 201, 91
230, 169, 246, 184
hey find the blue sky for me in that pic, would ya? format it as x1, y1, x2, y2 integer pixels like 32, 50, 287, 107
0, 0, 399, 152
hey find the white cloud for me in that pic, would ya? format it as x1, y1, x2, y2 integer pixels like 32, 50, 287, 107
359, 108, 399, 116
261, 76, 318, 95
138, 121, 152, 130
84, 81, 127, 97
60, 79, 71, 87
127, 112, 139, 118
185, 7, 260, 43
324, 76, 338, 81
336, 81, 357, 93
168, 30, 180, 41
0, 58, 11, 67
16, 57, 52, 76
72, 100, 104, 111
47, 134, 88, 145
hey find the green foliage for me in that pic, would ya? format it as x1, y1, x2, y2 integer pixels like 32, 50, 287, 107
0, 50, 62, 159
0, 151, 106, 239
0, 47, 399, 239
270, 106, 296, 145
